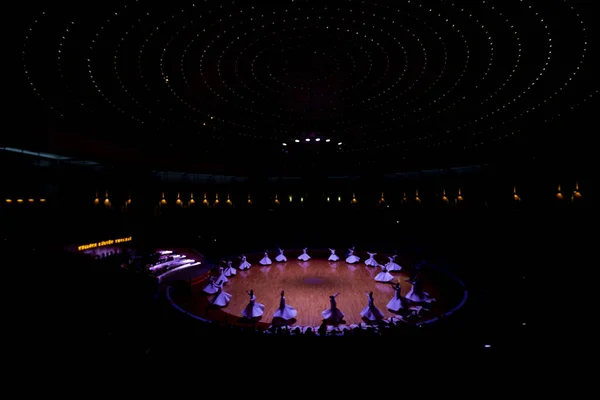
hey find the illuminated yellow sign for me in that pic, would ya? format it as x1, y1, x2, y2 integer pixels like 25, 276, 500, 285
78, 236, 132, 251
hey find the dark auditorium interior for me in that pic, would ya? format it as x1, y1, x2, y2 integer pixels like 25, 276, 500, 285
3, 0, 595, 360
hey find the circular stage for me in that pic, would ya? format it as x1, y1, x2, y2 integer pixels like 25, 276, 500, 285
169, 250, 467, 329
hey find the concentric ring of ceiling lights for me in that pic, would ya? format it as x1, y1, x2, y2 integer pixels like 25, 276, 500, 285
22, 0, 596, 160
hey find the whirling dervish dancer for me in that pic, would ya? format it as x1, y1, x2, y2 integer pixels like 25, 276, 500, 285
272, 290, 297, 320
217, 266, 228, 283
321, 293, 344, 323
405, 278, 435, 303
241, 289, 265, 319
365, 252, 378, 267
328, 248, 339, 261
211, 280, 232, 307
259, 250, 272, 265
202, 275, 226, 294
238, 254, 251, 270
346, 246, 360, 264
297, 248, 311, 261
275, 248, 287, 262
223, 259, 237, 277
386, 281, 406, 312
374, 263, 394, 283
360, 291, 385, 322
385, 254, 402, 271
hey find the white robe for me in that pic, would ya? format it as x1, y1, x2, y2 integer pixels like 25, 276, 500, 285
386, 286, 405, 311
365, 252, 378, 267
239, 256, 251, 270
385, 256, 402, 271
360, 294, 385, 321
241, 294, 265, 319
275, 250, 287, 262
273, 296, 297, 320
259, 253, 272, 265
211, 287, 232, 307
223, 262, 236, 277
322, 297, 344, 322
328, 249, 339, 261
374, 266, 394, 282
346, 250, 360, 264
405, 282, 434, 303
297, 249, 311, 261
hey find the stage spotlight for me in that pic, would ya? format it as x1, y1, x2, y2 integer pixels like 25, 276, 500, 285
305, 138, 310, 142
295, 139, 300, 143
338, 142, 342, 145
315, 138, 321, 142
325, 139, 331, 142
484, 344, 491, 348
282, 143, 287, 146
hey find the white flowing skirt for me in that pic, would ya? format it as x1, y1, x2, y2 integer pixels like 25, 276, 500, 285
212, 291, 232, 307
374, 271, 394, 282
328, 254, 340, 261
223, 267, 236, 277
365, 258, 378, 267
386, 296, 405, 312
259, 256, 272, 265
275, 255, 287, 262
217, 274, 228, 283
273, 304, 297, 320
406, 289, 431, 303
298, 254, 311, 261
202, 282, 219, 294
242, 301, 265, 319
239, 261, 251, 270
386, 262, 402, 271
360, 305, 385, 321
322, 307, 344, 321
346, 255, 360, 264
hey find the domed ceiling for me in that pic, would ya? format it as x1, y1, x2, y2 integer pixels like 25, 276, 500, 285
13, 0, 597, 174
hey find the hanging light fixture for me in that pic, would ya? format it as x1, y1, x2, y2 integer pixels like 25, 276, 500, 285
274, 194, 280, 205
104, 190, 111, 207
441, 189, 448, 203
351, 193, 357, 204
556, 185, 564, 200
379, 192, 385, 204
160, 192, 167, 205
226, 194, 232, 206
94, 190, 100, 205
189, 192, 195, 205
513, 186, 521, 202
202, 193, 208, 206
415, 190, 421, 203
214, 193, 220, 206
456, 189, 464, 205
126, 192, 132, 206
402, 192, 407, 203
176, 192, 183, 206
572, 182, 582, 200
247, 194, 252, 205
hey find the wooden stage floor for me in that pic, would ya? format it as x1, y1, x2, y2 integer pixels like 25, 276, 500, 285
170, 250, 465, 328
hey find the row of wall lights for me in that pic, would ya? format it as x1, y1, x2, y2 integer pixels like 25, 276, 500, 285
87, 183, 582, 208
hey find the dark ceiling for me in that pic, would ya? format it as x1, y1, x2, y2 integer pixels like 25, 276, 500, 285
8, 0, 597, 175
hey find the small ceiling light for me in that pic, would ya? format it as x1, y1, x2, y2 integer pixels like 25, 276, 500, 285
295, 139, 300, 143
315, 138, 321, 142
338, 142, 342, 145
305, 138, 310, 142
325, 139, 331, 142
282, 143, 287, 146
